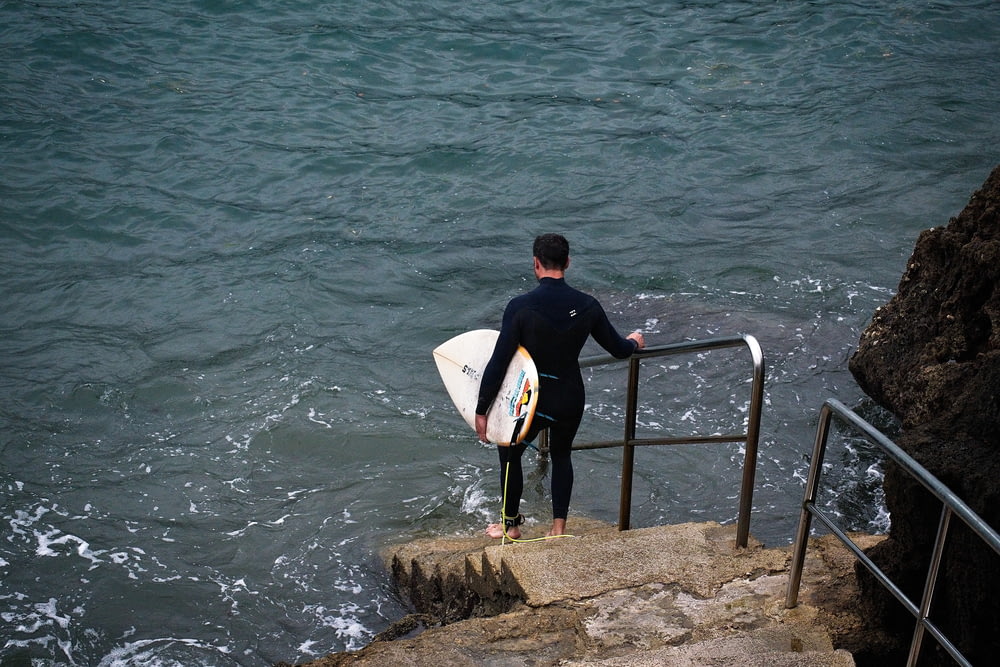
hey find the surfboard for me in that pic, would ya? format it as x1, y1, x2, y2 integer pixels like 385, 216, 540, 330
432, 329, 539, 445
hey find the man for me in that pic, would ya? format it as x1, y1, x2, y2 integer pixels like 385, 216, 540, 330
475, 233, 645, 539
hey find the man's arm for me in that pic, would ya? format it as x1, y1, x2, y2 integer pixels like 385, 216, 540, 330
590, 301, 645, 358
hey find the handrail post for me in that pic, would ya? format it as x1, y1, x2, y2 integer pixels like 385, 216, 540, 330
617, 355, 641, 531
735, 334, 764, 548
537, 428, 549, 458
907, 506, 953, 666
786, 402, 834, 608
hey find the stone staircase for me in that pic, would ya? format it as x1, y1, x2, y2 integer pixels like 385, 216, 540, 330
291, 519, 883, 666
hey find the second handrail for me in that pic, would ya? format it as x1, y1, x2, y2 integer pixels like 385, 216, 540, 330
785, 398, 1000, 666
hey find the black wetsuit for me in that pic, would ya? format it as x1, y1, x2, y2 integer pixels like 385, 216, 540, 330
476, 277, 637, 522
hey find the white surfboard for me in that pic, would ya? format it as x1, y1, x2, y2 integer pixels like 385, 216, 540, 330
433, 329, 539, 445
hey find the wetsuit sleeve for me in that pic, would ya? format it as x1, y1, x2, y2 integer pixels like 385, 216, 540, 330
475, 303, 521, 415
589, 301, 638, 359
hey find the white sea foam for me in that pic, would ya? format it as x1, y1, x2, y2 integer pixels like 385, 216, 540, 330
870, 506, 892, 533
305, 602, 372, 652
35, 529, 103, 568
97, 637, 235, 667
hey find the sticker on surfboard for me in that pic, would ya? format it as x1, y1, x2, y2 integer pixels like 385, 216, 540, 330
432, 329, 539, 445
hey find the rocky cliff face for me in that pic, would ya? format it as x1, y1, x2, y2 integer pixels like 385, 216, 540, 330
848, 165, 1000, 665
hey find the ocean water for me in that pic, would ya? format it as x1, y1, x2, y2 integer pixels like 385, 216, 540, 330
1, 0, 998, 664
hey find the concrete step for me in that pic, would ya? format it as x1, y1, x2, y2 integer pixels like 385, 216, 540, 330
291, 520, 883, 666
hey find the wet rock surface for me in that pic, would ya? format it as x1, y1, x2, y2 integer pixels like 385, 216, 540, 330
848, 166, 1000, 665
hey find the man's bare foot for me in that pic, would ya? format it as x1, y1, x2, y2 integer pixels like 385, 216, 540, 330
486, 523, 520, 539
547, 518, 567, 537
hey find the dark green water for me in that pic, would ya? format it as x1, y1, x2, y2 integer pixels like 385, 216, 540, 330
1, 1, 998, 663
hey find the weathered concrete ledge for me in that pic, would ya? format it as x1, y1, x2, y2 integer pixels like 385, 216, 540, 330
286, 520, 889, 666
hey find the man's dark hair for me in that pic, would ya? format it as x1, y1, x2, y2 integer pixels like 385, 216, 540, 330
533, 233, 570, 270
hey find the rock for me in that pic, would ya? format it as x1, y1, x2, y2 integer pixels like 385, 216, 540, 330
283, 521, 886, 666
848, 165, 1000, 665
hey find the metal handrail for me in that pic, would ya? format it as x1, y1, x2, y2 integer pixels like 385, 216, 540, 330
785, 398, 1000, 667
546, 334, 764, 548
